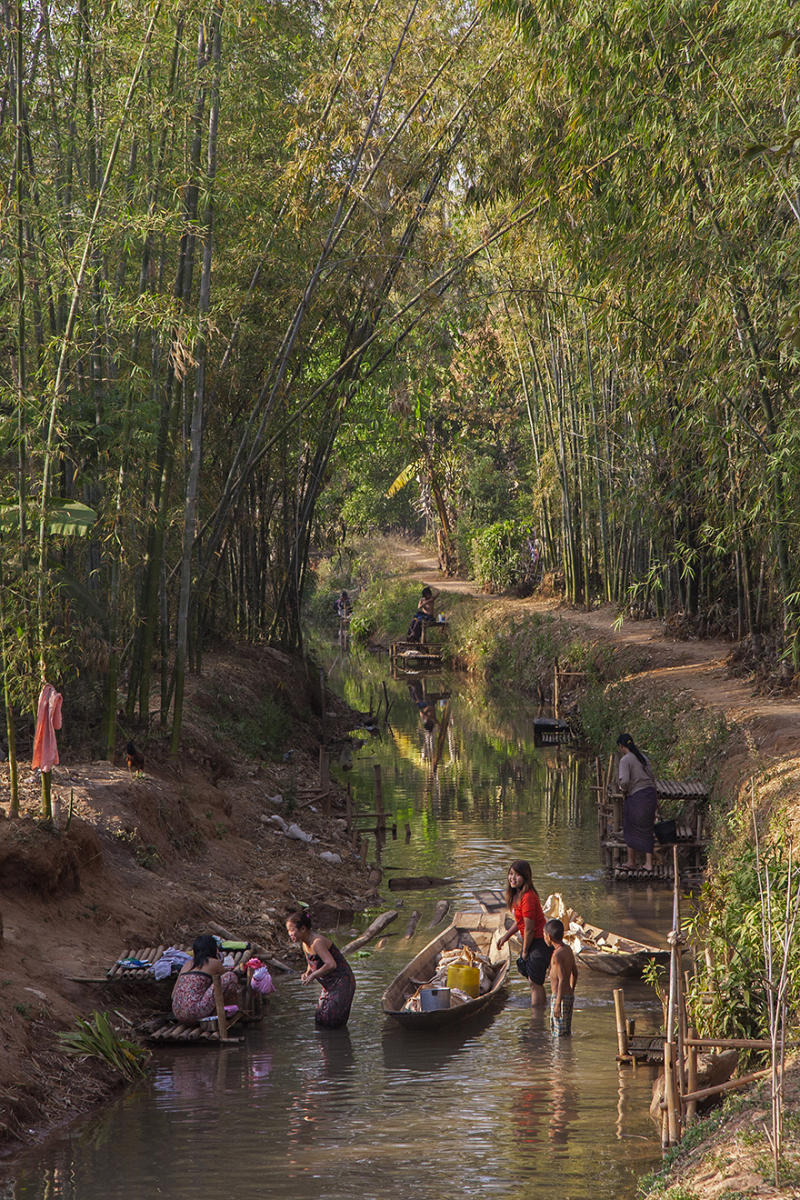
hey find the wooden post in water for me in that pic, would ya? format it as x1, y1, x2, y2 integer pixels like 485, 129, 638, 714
553, 659, 559, 718
212, 975, 228, 1041
374, 763, 384, 826
686, 1025, 699, 1126
319, 668, 326, 743
664, 845, 682, 1146
663, 1039, 679, 1147
613, 988, 629, 1058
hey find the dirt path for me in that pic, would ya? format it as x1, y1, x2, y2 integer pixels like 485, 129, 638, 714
387, 539, 800, 755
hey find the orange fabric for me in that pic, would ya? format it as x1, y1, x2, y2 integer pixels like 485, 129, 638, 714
32, 683, 63, 773
512, 889, 545, 941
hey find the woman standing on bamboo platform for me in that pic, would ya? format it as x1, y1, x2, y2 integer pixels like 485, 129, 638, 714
286, 910, 356, 1029
616, 732, 658, 871
171, 934, 240, 1023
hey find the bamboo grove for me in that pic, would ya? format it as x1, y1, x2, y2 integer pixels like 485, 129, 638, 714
323, 0, 800, 673
3, 0, 800, 783
0, 0, 517, 782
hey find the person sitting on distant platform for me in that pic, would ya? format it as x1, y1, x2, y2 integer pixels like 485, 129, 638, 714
407, 585, 439, 642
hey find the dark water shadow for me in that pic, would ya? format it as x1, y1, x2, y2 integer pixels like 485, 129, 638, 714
380, 1003, 503, 1074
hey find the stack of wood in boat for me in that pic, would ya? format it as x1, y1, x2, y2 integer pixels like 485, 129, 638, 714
542, 893, 669, 978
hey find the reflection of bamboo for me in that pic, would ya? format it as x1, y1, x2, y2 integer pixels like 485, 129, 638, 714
432, 702, 451, 771
568, 758, 579, 826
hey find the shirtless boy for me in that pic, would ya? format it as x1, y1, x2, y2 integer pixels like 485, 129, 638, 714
544, 918, 578, 1037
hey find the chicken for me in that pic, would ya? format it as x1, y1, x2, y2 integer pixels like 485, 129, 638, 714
125, 740, 145, 773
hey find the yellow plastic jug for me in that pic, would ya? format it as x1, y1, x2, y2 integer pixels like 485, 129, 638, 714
446, 962, 480, 998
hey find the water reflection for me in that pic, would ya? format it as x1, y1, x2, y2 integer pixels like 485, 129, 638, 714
6, 652, 668, 1200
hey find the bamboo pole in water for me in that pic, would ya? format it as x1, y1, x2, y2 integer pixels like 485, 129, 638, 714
613, 988, 629, 1058
664, 846, 682, 1145
212, 975, 228, 1041
686, 1025, 698, 1126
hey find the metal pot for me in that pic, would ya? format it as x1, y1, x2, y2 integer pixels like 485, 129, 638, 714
419, 986, 451, 1012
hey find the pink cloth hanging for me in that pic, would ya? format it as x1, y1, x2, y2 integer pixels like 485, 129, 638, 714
32, 683, 63, 773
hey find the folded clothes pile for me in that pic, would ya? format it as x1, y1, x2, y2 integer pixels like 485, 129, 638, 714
151, 946, 192, 980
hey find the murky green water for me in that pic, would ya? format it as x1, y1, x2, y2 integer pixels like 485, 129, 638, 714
5, 654, 669, 1200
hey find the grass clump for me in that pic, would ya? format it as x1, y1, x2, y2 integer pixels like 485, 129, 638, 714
57, 1011, 149, 1081
447, 607, 571, 688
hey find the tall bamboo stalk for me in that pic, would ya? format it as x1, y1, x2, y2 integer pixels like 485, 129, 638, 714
172, 2, 222, 752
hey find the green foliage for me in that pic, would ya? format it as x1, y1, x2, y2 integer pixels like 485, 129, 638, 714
578, 680, 731, 785
349, 578, 421, 646
471, 520, 525, 592
684, 827, 800, 1046
215, 698, 290, 761
304, 557, 357, 635
447, 605, 562, 687
57, 1011, 149, 1081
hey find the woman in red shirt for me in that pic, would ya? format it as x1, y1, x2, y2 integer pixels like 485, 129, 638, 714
497, 859, 552, 1007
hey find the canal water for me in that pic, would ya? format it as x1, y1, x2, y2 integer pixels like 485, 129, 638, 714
6, 654, 669, 1200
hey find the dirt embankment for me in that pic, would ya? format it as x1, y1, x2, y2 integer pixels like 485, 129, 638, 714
0, 644, 375, 1157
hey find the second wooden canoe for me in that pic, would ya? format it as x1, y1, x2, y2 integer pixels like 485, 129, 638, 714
473, 888, 668, 979
381, 911, 511, 1030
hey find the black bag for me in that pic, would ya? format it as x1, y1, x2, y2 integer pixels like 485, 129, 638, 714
654, 818, 677, 845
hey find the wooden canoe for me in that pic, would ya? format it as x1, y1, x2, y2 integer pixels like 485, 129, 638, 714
381, 911, 511, 1029
569, 922, 669, 977
542, 894, 669, 977
473, 888, 668, 979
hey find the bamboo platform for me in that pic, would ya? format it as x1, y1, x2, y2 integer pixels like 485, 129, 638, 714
595, 756, 710, 880
106, 941, 253, 980
619, 1034, 665, 1065
390, 621, 448, 670
533, 717, 574, 747
144, 1011, 245, 1045
389, 641, 444, 668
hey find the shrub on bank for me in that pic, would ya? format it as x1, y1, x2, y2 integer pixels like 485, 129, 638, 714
470, 519, 524, 592
578, 680, 730, 786
684, 814, 800, 1048
446, 605, 611, 694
